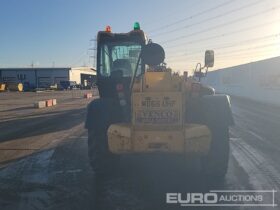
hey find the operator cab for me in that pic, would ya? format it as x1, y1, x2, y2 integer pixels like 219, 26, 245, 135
96, 24, 146, 98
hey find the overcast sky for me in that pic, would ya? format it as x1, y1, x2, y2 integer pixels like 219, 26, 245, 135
0, 0, 279, 72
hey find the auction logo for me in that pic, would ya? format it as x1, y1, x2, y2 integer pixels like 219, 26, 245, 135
166, 190, 278, 207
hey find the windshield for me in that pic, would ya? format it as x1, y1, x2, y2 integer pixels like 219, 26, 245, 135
99, 42, 142, 77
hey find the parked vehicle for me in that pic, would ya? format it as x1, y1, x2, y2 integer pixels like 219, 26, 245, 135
59, 81, 79, 90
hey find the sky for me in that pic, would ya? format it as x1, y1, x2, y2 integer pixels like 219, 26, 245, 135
0, 0, 279, 72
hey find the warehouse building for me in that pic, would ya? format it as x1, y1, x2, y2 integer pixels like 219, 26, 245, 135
0, 67, 96, 89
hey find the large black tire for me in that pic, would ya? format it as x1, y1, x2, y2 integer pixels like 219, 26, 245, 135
86, 99, 122, 177
201, 124, 229, 181
88, 130, 120, 176
186, 95, 232, 181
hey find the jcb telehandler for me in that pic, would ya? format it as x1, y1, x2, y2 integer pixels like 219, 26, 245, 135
85, 23, 234, 180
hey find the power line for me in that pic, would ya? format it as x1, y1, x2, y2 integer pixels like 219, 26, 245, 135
212, 53, 280, 69
152, 0, 263, 38
88, 37, 97, 68
164, 18, 280, 59
166, 38, 279, 58
165, 33, 280, 60
158, 5, 280, 45
164, 18, 280, 54
215, 50, 280, 62
147, 0, 236, 33
168, 42, 278, 60
70, 50, 87, 67
203, 34, 280, 51
144, 0, 202, 28
217, 43, 279, 55
167, 44, 279, 62
215, 51, 279, 62
167, 51, 280, 71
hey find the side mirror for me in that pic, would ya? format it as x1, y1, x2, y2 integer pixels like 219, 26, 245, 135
205, 50, 214, 68
141, 43, 165, 66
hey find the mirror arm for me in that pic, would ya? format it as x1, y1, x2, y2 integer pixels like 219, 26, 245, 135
129, 52, 142, 91
205, 66, 209, 76
194, 63, 203, 81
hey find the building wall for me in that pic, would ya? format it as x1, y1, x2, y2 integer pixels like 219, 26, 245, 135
1, 69, 36, 85
0, 67, 96, 88
0, 68, 70, 88
203, 56, 280, 105
36, 69, 69, 87
69, 69, 82, 84
69, 67, 96, 86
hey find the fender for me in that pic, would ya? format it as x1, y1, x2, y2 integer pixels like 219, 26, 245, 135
200, 94, 234, 126
187, 94, 234, 127
85, 98, 123, 131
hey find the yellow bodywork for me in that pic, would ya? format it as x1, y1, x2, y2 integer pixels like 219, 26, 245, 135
108, 123, 210, 154
108, 70, 211, 155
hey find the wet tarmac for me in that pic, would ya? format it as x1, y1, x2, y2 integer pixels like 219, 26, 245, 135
0, 92, 279, 210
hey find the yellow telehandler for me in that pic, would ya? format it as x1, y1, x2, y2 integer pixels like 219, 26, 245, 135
85, 23, 234, 180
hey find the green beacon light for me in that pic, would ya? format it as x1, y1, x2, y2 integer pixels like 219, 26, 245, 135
134, 22, 140, 30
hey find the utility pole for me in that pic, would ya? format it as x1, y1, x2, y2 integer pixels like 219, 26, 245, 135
88, 37, 97, 68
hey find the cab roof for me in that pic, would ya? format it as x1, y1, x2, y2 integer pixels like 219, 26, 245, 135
97, 30, 146, 45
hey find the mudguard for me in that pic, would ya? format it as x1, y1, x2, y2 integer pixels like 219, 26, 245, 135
85, 98, 123, 131
187, 94, 234, 127
201, 94, 234, 126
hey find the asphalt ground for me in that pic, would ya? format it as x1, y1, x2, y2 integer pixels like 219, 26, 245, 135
0, 91, 279, 210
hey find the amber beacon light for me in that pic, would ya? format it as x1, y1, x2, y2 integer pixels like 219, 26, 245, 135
105, 25, 112, 32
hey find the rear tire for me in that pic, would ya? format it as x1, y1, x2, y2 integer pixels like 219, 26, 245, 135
201, 125, 229, 182
86, 99, 122, 177
88, 130, 120, 177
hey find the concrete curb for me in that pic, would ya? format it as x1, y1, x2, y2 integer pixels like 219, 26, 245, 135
84, 93, 93, 99
34, 99, 57, 108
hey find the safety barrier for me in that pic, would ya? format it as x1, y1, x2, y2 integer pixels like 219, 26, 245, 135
84, 93, 93, 99
34, 99, 57, 109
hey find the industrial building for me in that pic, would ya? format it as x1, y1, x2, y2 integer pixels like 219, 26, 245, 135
203, 56, 280, 105
0, 67, 96, 89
